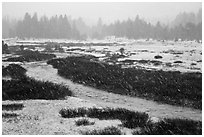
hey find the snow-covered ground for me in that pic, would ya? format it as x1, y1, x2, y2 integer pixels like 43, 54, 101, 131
4, 38, 202, 73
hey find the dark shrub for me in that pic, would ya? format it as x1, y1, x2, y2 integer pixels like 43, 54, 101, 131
48, 56, 202, 109
6, 50, 56, 62
191, 63, 197, 65
174, 61, 183, 63
132, 118, 202, 135
59, 108, 86, 118
59, 107, 149, 128
3, 78, 72, 100
2, 41, 10, 54
2, 103, 24, 111
2, 113, 19, 118
60, 107, 201, 135
2, 64, 72, 100
81, 126, 122, 135
75, 118, 95, 126
121, 111, 149, 128
2, 64, 26, 79
150, 60, 162, 66
154, 55, 163, 59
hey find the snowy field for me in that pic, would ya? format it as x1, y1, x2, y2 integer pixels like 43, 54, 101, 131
4, 38, 202, 73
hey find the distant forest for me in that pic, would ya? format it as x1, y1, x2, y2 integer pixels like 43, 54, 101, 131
2, 9, 202, 40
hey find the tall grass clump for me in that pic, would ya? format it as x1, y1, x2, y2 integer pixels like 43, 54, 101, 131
2, 103, 24, 111
132, 118, 202, 135
2, 64, 72, 100
60, 107, 202, 135
75, 118, 95, 126
6, 50, 56, 62
3, 79, 72, 100
2, 64, 26, 79
48, 56, 202, 109
81, 126, 122, 135
59, 107, 149, 128
2, 113, 19, 118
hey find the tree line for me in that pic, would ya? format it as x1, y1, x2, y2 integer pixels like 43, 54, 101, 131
2, 10, 202, 41
93, 15, 201, 41
3, 13, 82, 40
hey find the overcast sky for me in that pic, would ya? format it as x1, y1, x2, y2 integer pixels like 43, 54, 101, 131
2, 2, 202, 26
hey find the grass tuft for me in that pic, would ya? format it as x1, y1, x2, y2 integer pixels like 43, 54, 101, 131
2, 64, 72, 100
59, 107, 149, 128
60, 107, 202, 135
132, 118, 202, 135
75, 118, 95, 126
2, 103, 24, 111
2, 64, 27, 79
2, 113, 19, 118
6, 50, 56, 62
81, 126, 122, 135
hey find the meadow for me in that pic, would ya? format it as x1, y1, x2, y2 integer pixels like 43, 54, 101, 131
48, 56, 202, 109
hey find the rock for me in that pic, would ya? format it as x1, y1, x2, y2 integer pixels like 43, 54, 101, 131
174, 61, 183, 63
191, 63, 197, 66
154, 55, 163, 59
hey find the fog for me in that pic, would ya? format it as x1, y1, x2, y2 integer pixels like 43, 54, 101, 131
2, 2, 202, 40
2, 2, 201, 26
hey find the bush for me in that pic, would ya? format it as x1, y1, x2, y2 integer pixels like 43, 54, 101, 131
6, 50, 56, 62
174, 61, 183, 63
59, 107, 149, 128
2, 103, 24, 111
154, 55, 163, 59
2, 64, 27, 79
132, 118, 202, 135
60, 107, 201, 135
3, 78, 72, 100
75, 118, 95, 126
2, 113, 19, 118
81, 126, 122, 135
2, 64, 72, 100
48, 56, 202, 109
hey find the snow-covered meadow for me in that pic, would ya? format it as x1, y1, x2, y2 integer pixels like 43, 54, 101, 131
5, 38, 202, 73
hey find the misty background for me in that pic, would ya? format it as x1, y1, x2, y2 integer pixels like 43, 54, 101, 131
2, 2, 202, 40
